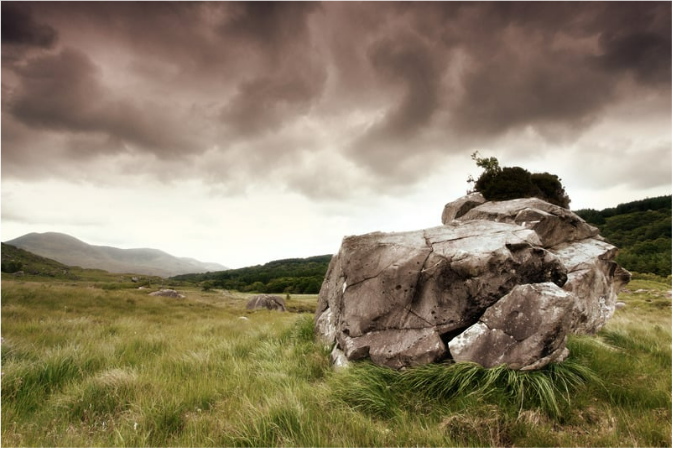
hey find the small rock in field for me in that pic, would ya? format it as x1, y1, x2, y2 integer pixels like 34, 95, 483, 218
246, 294, 286, 312
149, 289, 185, 298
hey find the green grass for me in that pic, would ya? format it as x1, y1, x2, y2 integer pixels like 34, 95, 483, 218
1, 276, 671, 447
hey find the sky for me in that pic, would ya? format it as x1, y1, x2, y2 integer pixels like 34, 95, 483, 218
2, 2, 671, 269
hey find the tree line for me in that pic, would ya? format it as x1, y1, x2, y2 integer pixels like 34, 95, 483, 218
171, 255, 333, 294
575, 195, 671, 277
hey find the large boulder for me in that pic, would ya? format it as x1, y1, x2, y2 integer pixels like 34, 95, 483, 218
315, 197, 630, 370
246, 294, 287, 312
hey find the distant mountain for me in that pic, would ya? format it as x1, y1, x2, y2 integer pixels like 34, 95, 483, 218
4, 232, 228, 277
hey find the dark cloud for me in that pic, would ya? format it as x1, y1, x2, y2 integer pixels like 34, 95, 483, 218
453, 45, 614, 137
1, 2, 58, 48
32, 2, 319, 82
222, 71, 326, 137
448, 2, 671, 138
3, 2, 326, 162
218, 2, 326, 139
1, 1, 670, 196
599, 31, 671, 84
343, 2, 673, 181
10, 48, 102, 130
223, 2, 320, 54
6, 47, 204, 159
367, 34, 441, 136
346, 31, 444, 178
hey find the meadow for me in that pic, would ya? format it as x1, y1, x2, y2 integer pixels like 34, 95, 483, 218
1, 274, 671, 447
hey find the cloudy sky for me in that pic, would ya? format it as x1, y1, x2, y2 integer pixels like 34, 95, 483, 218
2, 2, 671, 269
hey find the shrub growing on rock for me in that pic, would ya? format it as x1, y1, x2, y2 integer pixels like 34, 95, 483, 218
469, 152, 571, 208
531, 172, 572, 208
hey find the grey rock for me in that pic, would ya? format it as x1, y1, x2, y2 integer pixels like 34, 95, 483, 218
449, 283, 574, 370
149, 289, 185, 298
552, 238, 630, 333
441, 192, 486, 224
457, 198, 599, 247
246, 294, 286, 312
340, 328, 447, 370
315, 306, 337, 345
315, 197, 630, 370
330, 346, 351, 370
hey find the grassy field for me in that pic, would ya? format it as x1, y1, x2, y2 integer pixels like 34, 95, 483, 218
1, 274, 671, 447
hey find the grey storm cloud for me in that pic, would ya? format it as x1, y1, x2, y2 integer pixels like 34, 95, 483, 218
366, 33, 442, 137
221, 71, 326, 137
346, 31, 445, 178
219, 3, 327, 139
223, 2, 320, 53
1, 1, 670, 196
1, 2, 58, 48
5, 47, 203, 158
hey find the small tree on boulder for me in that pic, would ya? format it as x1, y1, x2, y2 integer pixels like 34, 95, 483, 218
468, 152, 571, 208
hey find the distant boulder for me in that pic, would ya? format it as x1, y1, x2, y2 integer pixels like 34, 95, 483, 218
246, 294, 287, 312
149, 289, 185, 298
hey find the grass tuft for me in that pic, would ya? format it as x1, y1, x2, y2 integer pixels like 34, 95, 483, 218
330, 362, 403, 419
331, 358, 600, 421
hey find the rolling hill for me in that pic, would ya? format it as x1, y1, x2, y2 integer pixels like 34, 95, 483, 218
172, 254, 333, 294
4, 232, 227, 277
575, 195, 671, 276
1, 242, 72, 276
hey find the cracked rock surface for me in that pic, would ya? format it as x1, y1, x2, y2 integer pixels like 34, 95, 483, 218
449, 283, 573, 370
315, 197, 631, 370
